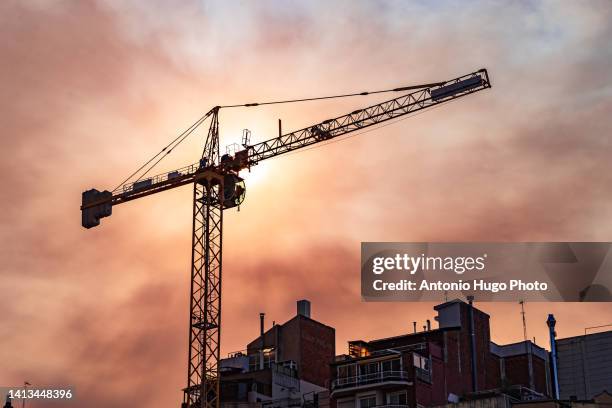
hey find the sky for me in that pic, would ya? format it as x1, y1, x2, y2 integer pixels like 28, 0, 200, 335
1, 0, 612, 407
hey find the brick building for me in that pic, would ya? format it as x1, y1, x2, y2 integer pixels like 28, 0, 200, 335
330, 300, 550, 408
490, 341, 550, 394
220, 300, 335, 408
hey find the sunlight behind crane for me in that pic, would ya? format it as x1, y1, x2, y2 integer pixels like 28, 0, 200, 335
240, 162, 270, 188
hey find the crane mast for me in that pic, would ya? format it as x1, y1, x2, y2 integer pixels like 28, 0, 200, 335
80, 68, 491, 408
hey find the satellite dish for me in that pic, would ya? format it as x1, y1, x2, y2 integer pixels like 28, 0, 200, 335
448, 393, 460, 403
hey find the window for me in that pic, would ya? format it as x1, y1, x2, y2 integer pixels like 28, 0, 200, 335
387, 391, 407, 406
248, 354, 257, 371
349, 341, 370, 357
338, 400, 355, 408
413, 353, 431, 383
248, 348, 276, 371
381, 358, 401, 372
359, 396, 377, 408
358, 357, 401, 377
360, 362, 379, 376
338, 363, 357, 379
263, 349, 275, 367
412, 354, 430, 371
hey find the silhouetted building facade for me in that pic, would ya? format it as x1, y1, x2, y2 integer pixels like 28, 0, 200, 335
555, 330, 612, 400
220, 298, 612, 408
432, 390, 612, 408
490, 341, 550, 395
220, 300, 335, 408
330, 300, 550, 408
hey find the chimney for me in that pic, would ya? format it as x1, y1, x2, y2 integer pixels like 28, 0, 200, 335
259, 312, 265, 370
547, 314, 560, 400
260, 313, 265, 336
297, 300, 311, 318
413, 321, 417, 333
426, 319, 431, 331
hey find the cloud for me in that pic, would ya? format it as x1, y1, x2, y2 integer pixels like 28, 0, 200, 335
1, 1, 612, 407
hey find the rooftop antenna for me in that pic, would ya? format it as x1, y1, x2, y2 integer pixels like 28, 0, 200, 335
519, 300, 528, 342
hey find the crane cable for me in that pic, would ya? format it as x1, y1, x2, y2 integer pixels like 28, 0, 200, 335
218, 82, 444, 109
113, 81, 446, 191
112, 109, 215, 192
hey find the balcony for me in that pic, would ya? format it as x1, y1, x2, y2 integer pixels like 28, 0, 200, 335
331, 371, 411, 392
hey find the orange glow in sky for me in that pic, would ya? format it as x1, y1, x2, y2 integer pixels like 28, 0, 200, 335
1, 2, 612, 408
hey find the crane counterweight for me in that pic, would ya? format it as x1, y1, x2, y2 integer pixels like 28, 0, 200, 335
81, 189, 112, 229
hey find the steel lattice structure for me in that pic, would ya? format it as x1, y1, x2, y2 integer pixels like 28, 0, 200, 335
185, 108, 224, 408
185, 177, 223, 408
80, 69, 491, 408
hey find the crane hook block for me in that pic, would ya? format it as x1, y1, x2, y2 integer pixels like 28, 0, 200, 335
81, 189, 112, 228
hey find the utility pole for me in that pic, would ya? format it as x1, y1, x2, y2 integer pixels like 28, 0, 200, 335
520, 300, 528, 342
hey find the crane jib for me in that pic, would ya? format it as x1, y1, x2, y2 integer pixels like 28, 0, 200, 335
80, 68, 491, 230
244, 71, 489, 166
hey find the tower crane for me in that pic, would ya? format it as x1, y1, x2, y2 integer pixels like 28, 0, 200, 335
80, 68, 491, 408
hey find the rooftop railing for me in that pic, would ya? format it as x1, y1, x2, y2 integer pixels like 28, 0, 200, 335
374, 405, 410, 408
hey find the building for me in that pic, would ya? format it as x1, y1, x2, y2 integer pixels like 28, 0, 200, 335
220, 300, 335, 408
490, 341, 550, 395
330, 299, 550, 408
432, 390, 612, 408
219, 298, 612, 408
556, 330, 612, 400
